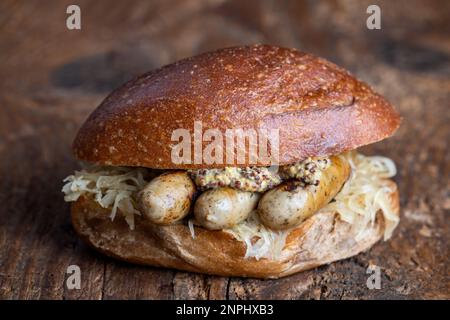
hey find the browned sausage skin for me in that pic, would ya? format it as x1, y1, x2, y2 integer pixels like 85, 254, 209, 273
257, 155, 351, 230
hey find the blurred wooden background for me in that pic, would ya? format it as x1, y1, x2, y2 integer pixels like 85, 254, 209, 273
0, 0, 449, 299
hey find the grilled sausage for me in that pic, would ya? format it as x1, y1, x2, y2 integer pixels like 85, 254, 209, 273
138, 171, 195, 225
257, 155, 350, 230
194, 187, 260, 230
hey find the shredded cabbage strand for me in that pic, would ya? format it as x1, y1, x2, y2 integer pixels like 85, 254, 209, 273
226, 212, 289, 260
226, 152, 399, 260
62, 166, 149, 230
62, 152, 399, 261
323, 152, 399, 241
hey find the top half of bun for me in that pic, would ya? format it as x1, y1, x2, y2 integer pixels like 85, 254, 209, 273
73, 45, 401, 169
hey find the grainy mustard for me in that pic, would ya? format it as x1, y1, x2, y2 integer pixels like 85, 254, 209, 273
189, 157, 330, 192
279, 157, 330, 186
188, 167, 282, 192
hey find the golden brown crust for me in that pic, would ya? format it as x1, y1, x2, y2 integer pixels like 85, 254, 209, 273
71, 180, 399, 279
72, 45, 401, 169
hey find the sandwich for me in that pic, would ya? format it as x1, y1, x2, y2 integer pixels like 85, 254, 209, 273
62, 45, 401, 279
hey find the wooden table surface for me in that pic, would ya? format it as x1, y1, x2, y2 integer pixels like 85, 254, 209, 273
0, 0, 449, 299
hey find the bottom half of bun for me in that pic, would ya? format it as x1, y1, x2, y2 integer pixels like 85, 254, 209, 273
70, 180, 399, 279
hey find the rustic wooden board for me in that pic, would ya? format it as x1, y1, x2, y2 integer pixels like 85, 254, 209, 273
0, 0, 449, 299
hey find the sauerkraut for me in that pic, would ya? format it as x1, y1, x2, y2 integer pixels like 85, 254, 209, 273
225, 212, 289, 260
62, 166, 150, 230
62, 152, 398, 261
225, 152, 398, 259
321, 152, 399, 240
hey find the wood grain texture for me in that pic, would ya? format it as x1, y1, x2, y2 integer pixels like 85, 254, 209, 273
0, 0, 448, 299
